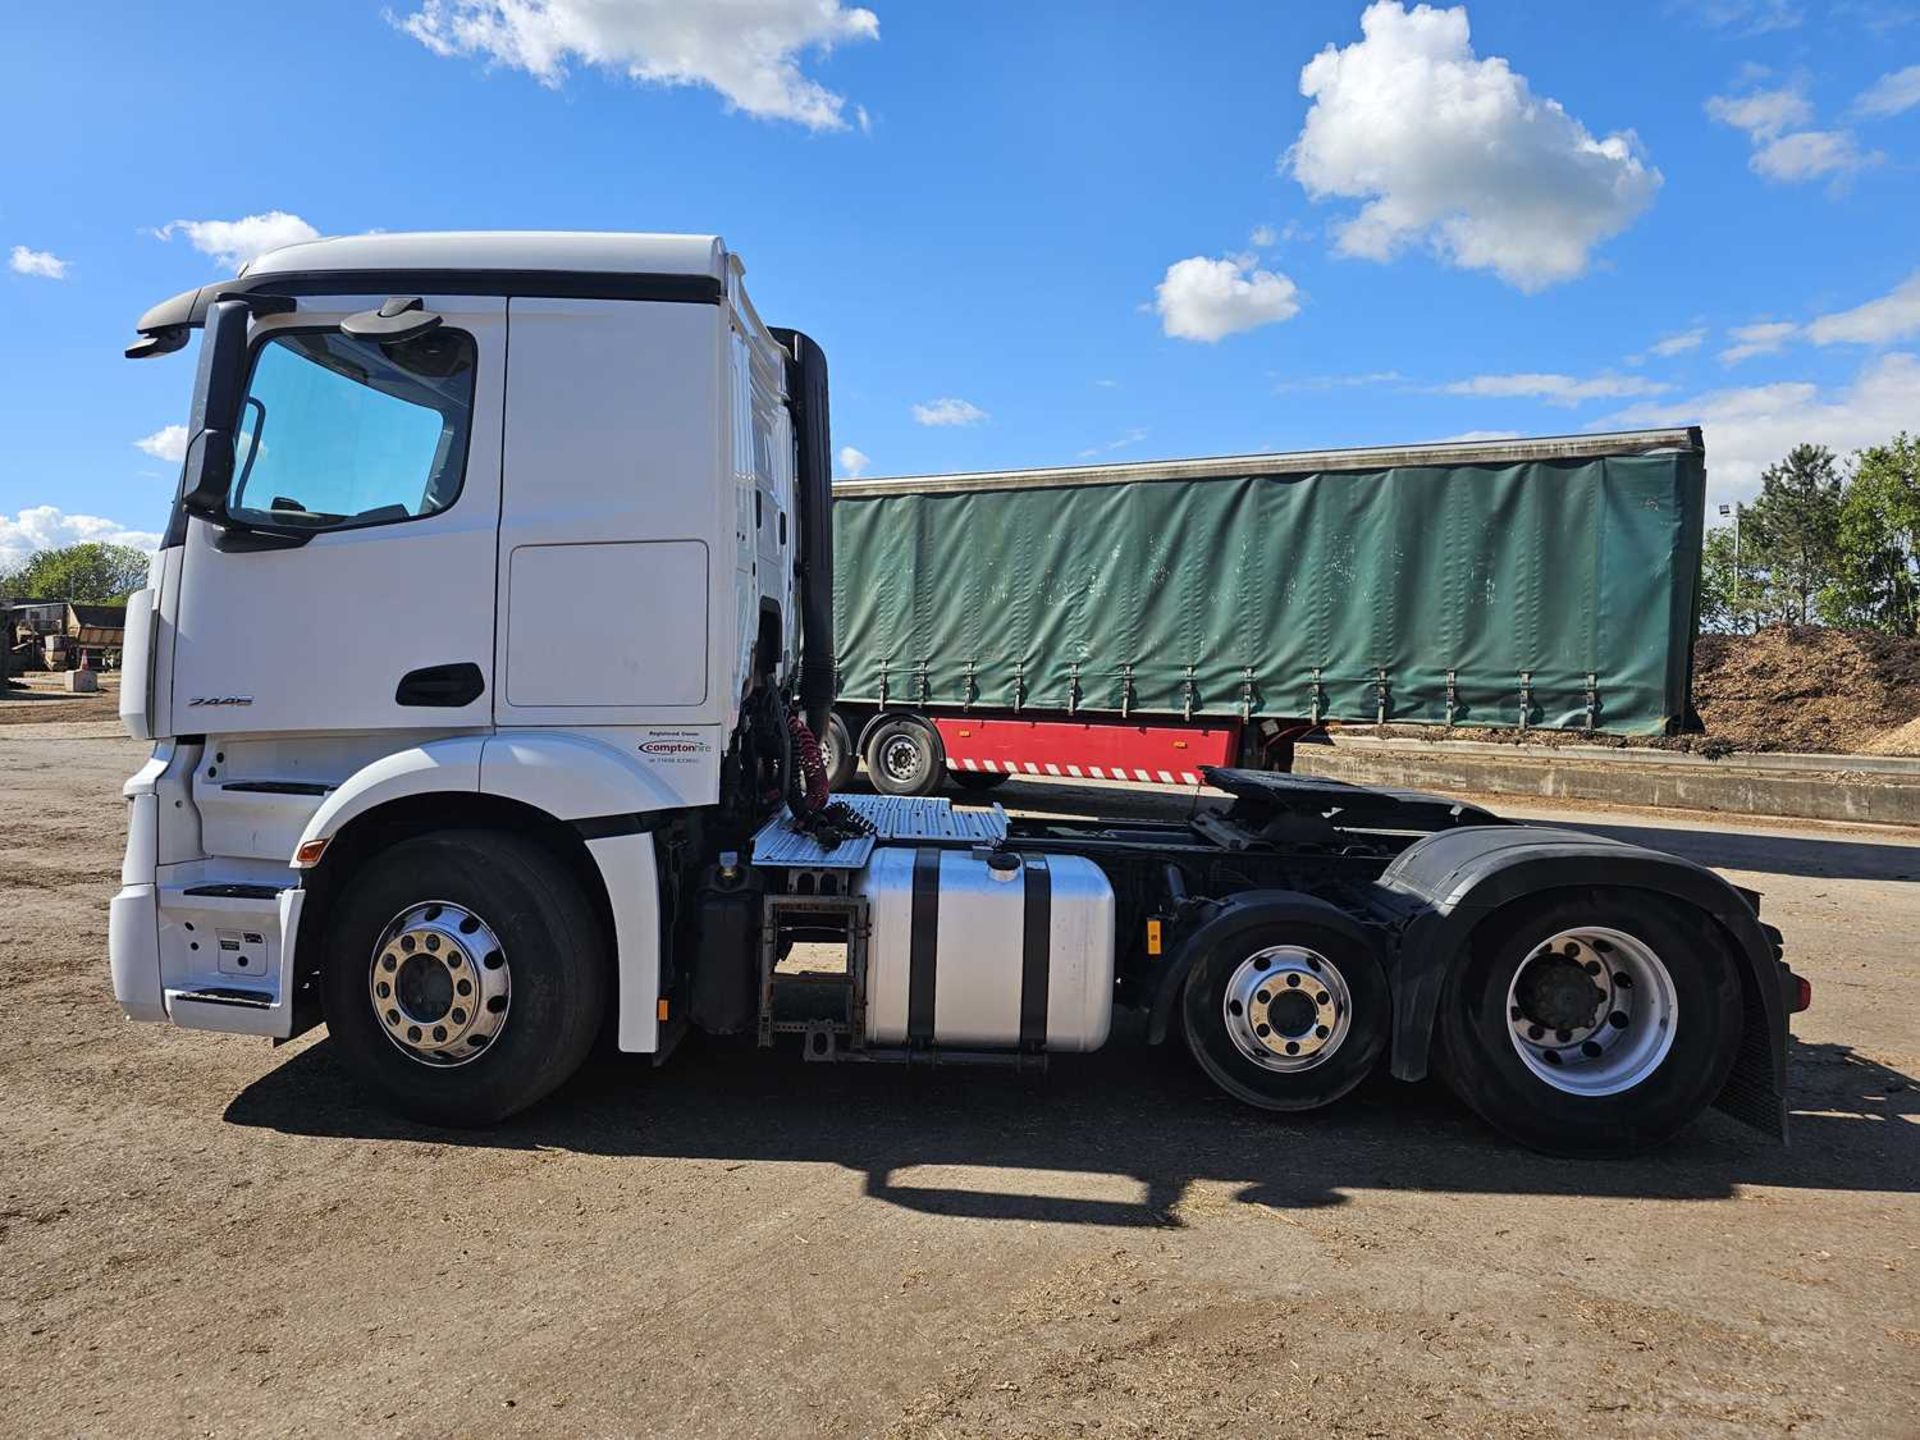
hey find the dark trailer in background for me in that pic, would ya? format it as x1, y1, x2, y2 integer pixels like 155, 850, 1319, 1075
825, 429, 1706, 794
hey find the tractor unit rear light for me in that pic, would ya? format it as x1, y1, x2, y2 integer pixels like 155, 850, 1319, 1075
1790, 972, 1813, 1014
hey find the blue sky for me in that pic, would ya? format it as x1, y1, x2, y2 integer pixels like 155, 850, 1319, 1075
2, 0, 1917, 565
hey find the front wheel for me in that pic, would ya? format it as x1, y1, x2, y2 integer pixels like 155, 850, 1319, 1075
821, 712, 857, 793
1434, 890, 1742, 1156
1181, 910, 1389, 1112
319, 830, 608, 1126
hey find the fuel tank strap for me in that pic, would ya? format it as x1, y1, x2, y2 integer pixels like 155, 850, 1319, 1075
1019, 856, 1052, 1048
907, 848, 941, 1043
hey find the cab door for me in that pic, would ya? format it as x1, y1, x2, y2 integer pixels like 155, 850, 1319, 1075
162, 296, 506, 737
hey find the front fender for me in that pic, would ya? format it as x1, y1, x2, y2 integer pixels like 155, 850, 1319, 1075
1374, 825, 1788, 1136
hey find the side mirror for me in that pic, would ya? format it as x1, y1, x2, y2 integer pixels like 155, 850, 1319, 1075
177, 299, 252, 523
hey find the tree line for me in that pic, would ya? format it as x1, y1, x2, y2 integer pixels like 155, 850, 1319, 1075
0, 542, 153, 605
1700, 433, 1920, 636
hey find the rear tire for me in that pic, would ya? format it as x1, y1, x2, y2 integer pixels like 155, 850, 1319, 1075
865, 714, 945, 797
1433, 889, 1742, 1156
1180, 910, 1389, 1112
821, 712, 857, 792
319, 830, 608, 1127
950, 769, 1010, 793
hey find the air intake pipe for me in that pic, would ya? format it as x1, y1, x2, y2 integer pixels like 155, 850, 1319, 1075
771, 328, 836, 739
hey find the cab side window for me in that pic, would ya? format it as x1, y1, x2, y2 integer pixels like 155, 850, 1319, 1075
229, 328, 477, 530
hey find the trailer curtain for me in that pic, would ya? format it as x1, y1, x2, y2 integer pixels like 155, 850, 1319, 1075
832, 450, 1704, 736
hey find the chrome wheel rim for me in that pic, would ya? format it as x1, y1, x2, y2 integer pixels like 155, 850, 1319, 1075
1505, 926, 1677, 1097
1222, 945, 1352, 1072
368, 900, 509, 1068
880, 734, 923, 784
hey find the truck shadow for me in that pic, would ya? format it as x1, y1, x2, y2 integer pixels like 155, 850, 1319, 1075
225, 1026, 1917, 1228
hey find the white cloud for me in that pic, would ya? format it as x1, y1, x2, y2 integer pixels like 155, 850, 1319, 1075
1681, 0, 1803, 33
1855, 64, 1920, 118
1077, 427, 1149, 459
398, 0, 879, 132
1272, 370, 1401, 392
1751, 129, 1880, 181
1248, 224, 1278, 248
1705, 83, 1811, 141
1647, 326, 1708, 358
9, 246, 69, 279
1438, 372, 1671, 406
153, 212, 320, 270
134, 425, 190, 464
911, 397, 988, 427
1286, 1, 1660, 292
1433, 429, 1523, 443
1599, 351, 1920, 503
0, 507, 162, 574
1707, 82, 1880, 184
1719, 320, 1799, 364
1154, 254, 1300, 342
837, 444, 870, 478
1806, 270, 1920, 346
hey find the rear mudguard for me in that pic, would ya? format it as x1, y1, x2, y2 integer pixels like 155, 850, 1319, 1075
1372, 825, 1789, 1138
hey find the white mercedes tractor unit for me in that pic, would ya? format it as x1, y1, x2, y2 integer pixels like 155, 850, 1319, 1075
109, 232, 1808, 1153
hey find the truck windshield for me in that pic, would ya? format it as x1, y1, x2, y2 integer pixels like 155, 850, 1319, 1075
228, 327, 476, 530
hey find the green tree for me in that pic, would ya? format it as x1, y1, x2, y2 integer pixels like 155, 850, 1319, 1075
1743, 445, 1843, 626
1698, 523, 1765, 632
1826, 432, 1920, 635
0, 542, 153, 603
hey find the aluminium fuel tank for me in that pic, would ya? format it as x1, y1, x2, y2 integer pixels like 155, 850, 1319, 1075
856, 846, 1115, 1052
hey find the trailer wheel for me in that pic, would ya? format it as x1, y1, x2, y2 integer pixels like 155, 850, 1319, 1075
822, 712, 857, 792
950, 769, 1010, 793
1434, 890, 1742, 1156
865, 715, 945, 797
319, 830, 607, 1127
1181, 917, 1388, 1112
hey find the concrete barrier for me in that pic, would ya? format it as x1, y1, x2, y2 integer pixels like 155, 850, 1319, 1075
1292, 736, 1920, 827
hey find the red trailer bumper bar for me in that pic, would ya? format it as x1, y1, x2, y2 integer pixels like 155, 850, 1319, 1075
930, 716, 1240, 787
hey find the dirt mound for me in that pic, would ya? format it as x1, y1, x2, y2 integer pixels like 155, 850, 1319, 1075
1693, 625, 1920, 754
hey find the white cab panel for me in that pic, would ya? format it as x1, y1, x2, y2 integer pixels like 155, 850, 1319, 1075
506, 541, 708, 707
162, 296, 506, 737
496, 297, 735, 729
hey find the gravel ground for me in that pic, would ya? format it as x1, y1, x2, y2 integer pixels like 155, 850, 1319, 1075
1, 730, 1916, 1439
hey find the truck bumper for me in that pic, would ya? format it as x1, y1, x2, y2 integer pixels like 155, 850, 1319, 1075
109, 883, 166, 1022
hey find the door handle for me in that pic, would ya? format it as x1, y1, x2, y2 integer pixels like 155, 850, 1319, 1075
395, 663, 485, 708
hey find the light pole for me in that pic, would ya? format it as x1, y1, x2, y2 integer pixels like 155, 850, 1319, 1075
1718, 502, 1743, 632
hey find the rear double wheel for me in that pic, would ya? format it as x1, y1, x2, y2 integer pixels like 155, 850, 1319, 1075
864, 714, 945, 797
320, 830, 608, 1127
1180, 908, 1390, 1112
1434, 890, 1742, 1155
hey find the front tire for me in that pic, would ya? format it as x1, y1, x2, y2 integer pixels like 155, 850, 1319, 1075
821, 711, 857, 792
1434, 889, 1742, 1156
319, 830, 608, 1126
1180, 910, 1389, 1112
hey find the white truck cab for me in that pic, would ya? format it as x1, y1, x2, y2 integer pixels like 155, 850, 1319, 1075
113, 232, 826, 1103
110, 231, 1803, 1153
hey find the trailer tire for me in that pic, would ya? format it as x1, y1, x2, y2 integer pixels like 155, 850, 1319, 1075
865, 715, 945, 797
950, 769, 1010, 793
1433, 889, 1742, 1156
1181, 915, 1388, 1112
822, 712, 857, 792
319, 830, 608, 1127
